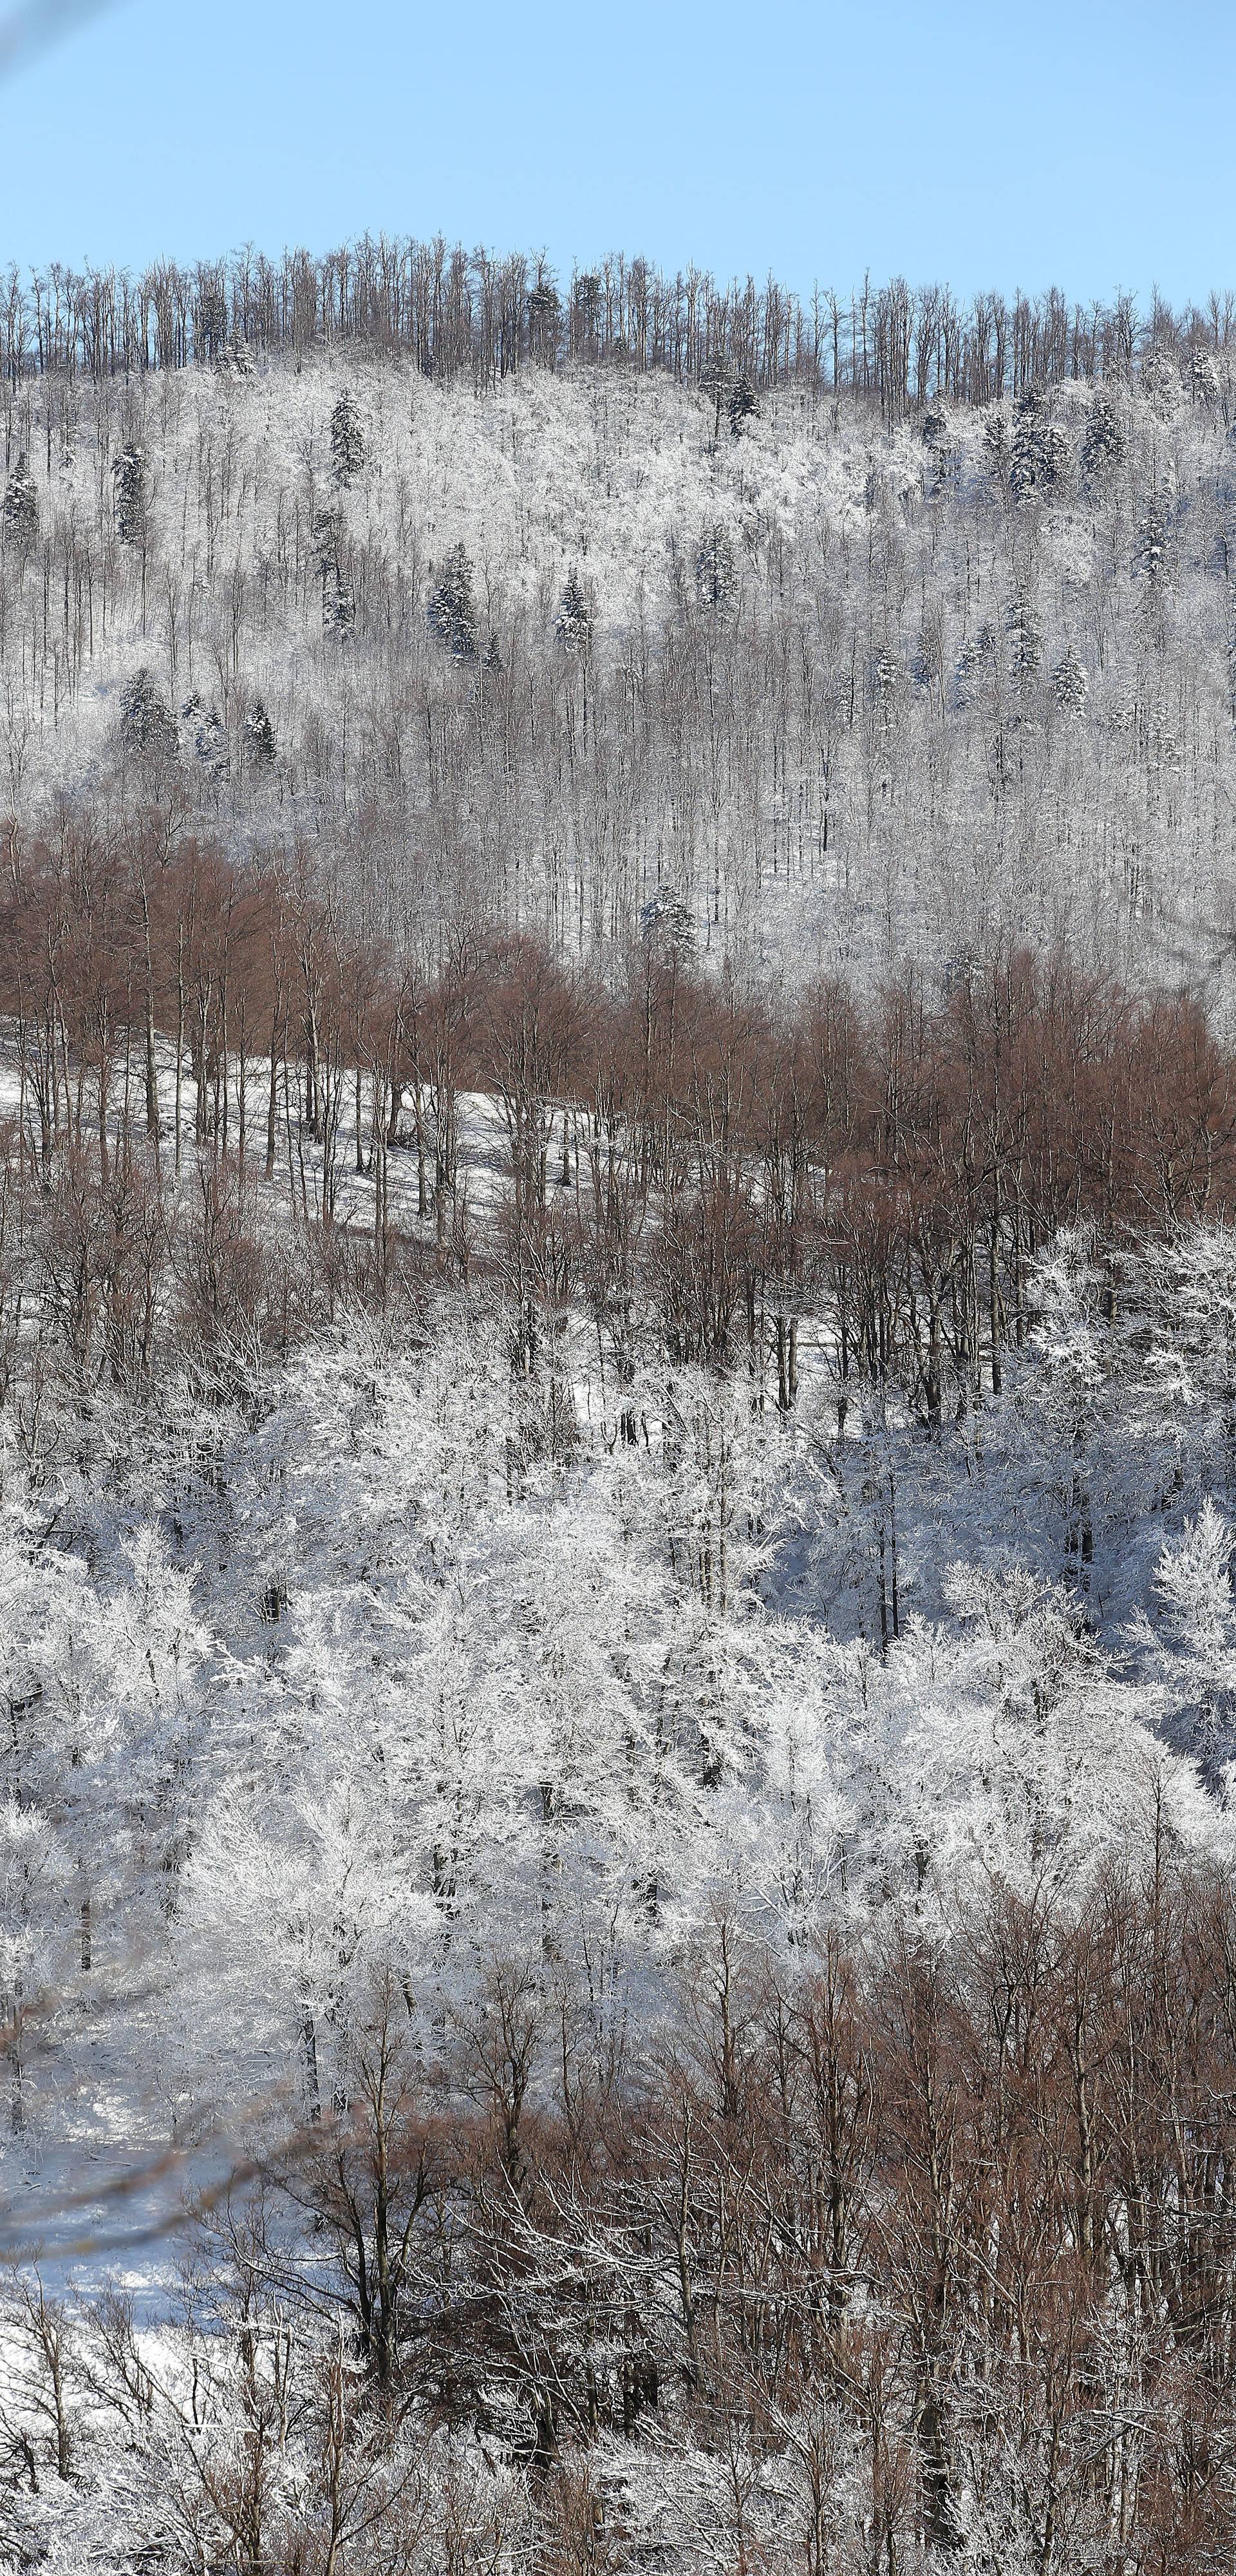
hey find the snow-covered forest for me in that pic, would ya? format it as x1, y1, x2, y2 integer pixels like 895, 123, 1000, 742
4, 243, 1236, 2573
2, 245, 1236, 995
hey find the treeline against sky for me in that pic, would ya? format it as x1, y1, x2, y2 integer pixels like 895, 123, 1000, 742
3, 822, 1235, 1419
4, 236, 1236, 408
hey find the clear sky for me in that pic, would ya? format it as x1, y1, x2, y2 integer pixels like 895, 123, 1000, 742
1, 0, 1233, 306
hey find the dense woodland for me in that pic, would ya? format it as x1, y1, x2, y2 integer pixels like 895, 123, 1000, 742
5, 246, 1236, 2576
0, 252, 1235, 998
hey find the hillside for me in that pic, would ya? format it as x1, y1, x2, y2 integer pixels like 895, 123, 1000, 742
5, 256, 1236, 2576
2, 313, 1235, 1003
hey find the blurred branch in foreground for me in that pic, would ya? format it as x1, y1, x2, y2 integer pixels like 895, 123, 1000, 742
0, 0, 127, 80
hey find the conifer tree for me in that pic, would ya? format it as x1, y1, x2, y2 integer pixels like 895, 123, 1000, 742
728, 372, 758, 437
641, 890, 695, 957
182, 697, 227, 773
695, 523, 736, 616
427, 544, 478, 661
555, 569, 591, 655
983, 410, 1011, 491
1082, 388, 1127, 480
1053, 646, 1089, 715
330, 388, 366, 488
2, 453, 37, 550
1007, 589, 1043, 684
118, 669, 176, 764
1137, 493, 1170, 587
245, 699, 276, 764
871, 646, 901, 719
113, 444, 146, 544
1010, 387, 1069, 501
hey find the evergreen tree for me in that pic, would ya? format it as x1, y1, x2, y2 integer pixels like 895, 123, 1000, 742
527, 281, 559, 364
324, 567, 355, 635
113, 444, 146, 544
1137, 493, 1171, 587
695, 522, 736, 616
728, 371, 758, 437
1190, 344, 1219, 407
312, 500, 341, 574
427, 544, 478, 661
555, 568, 591, 655
1082, 388, 1127, 480
1006, 589, 1043, 685
1053, 646, 1089, 716
871, 646, 901, 718
641, 891, 695, 958
182, 696, 227, 773
313, 499, 354, 634
245, 699, 276, 765
983, 409, 1011, 491
118, 669, 176, 764
2, 453, 37, 549
330, 388, 366, 488
1010, 387, 1069, 502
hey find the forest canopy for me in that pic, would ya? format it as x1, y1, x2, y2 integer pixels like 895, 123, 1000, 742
3, 245, 1236, 2576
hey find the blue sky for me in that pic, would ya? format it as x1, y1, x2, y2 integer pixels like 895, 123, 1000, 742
1, 0, 1233, 303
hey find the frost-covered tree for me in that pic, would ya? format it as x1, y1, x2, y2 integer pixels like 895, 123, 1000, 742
1010, 386, 1069, 501
871, 645, 901, 717
427, 542, 478, 661
182, 695, 228, 774
728, 370, 758, 437
244, 696, 276, 764
554, 567, 590, 655
112, 442, 145, 543
983, 407, 1011, 490
1136, 488, 1172, 596
330, 386, 366, 487
695, 522, 736, 616
1007, 587, 1043, 683
117, 667, 176, 764
1052, 645, 1089, 715
2, 453, 37, 549
1141, 344, 1181, 419
1082, 386, 1127, 480
955, 620, 997, 704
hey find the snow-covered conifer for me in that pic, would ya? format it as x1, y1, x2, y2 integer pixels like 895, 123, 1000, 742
1082, 386, 1127, 479
1052, 645, 1089, 715
113, 442, 146, 543
427, 542, 478, 660
728, 371, 758, 437
118, 667, 177, 762
555, 568, 590, 655
1006, 587, 1043, 683
244, 696, 276, 764
695, 522, 736, 616
2, 453, 37, 550
330, 386, 366, 487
